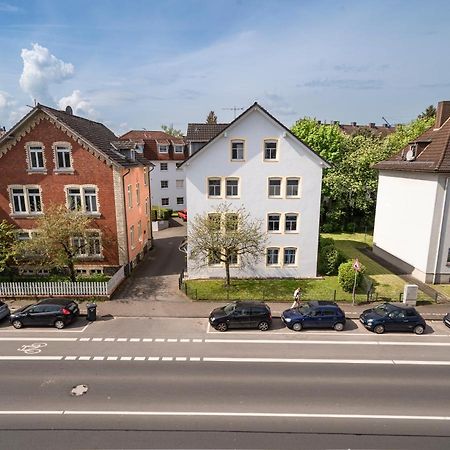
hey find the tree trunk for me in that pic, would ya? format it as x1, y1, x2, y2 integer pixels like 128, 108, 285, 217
67, 257, 76, 282
225, 260, 231, 286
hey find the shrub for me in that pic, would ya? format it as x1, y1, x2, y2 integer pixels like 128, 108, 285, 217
338, 261, 365, 292
317, 237, 347, 276
320, 223, 335, 233
151, 208, 157, 221
345, 222, 356, 233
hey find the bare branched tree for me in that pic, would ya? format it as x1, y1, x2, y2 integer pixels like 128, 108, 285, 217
188, 203, 267, 286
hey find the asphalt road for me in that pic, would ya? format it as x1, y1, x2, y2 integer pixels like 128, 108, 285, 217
2, 317, 450, 449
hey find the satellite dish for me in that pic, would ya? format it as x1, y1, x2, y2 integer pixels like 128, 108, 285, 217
405, 149, 416, 161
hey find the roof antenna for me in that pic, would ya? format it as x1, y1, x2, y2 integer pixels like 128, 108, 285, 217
382, 116, 391, 128
222, 106, 244, 119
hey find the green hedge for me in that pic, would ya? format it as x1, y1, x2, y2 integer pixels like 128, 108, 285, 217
317, 236, 347, 276
338, 260, 365, 292
152, 207, 172, 220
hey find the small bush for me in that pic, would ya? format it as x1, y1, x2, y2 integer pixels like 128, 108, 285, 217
338, 261, 365, 292
345, 222, 356, 233
317, 237, 347, 276
151, 208, 157, 221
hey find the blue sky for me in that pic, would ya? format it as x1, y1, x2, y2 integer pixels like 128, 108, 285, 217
1, 0, 450, 135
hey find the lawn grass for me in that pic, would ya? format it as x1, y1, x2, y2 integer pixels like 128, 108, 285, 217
185, 232, 434, 303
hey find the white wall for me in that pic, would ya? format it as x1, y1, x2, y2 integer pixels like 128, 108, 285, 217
150, 161, 186, 210
184, 107, 326, 279
373, 171, 439, 275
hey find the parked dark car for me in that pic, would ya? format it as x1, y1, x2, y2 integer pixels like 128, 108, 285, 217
443, 313, 450, 329
178, 209, 187, 221
360, 302, 426, 334
281, 301, 346, 331
0, 300, 10, 321
209, 301, 272, 332
10, 298, 79, 329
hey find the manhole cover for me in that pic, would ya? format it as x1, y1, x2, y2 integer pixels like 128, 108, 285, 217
71, 384, 89, 396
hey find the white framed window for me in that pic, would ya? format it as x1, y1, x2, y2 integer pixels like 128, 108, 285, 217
158, 145, 169, 154
176, 179, 184, 189
130, 225, 135, 249
161, 198, 169, 206
225, 213, 238, 231
127, 185, 132, 208
67, 186, 99, 214
138, 220, 142, 242
267, 248, 280, 265
264, 140, 278, 160
286, 178, 300, 197
231, 141, 244, 161
268, 213, 281, 232
177, 197, 184, 205
161, 180, 168, 189
268, 178, 282, 197
174, 145, 184, 153
136, 183, 140, 205
228, 251, 238, 265
226, 178, 239, 197
284, 247, 297, 265
208, 178, 221, 197
72, 231, 102, 258
10, 186, 42, 215
26, 143, 45, 171
160, 162, 168, 171
208, 250, 221, 266
54, 143, 72, 171
285, 214, 298, 232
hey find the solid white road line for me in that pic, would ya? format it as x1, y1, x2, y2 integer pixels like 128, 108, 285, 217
0, 337, 77, 341
2, 410, 450, 421
0, 356, 63, 360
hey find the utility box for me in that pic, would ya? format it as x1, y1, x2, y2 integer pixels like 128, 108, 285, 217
403, 284, 418, 306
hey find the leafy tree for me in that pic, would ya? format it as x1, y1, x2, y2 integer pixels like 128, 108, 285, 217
0, 220, 18, 275
188, 203, 267, 286
206, 111, 217, 124
161, 123, 184, 137
18, 205, 95, 281
317, 236, 346, 276
418, 105, 436, 120
338, 260, 365, 292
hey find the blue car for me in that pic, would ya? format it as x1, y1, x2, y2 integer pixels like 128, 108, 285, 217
0, 300, 10, 321
281, 301, 346, 332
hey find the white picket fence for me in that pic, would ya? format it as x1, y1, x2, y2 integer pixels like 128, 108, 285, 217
0, 266, 126, 298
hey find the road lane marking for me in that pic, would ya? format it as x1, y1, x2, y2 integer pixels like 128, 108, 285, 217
79, 338, 90, 342
117, 338, 127, 342
65, 356, 77, 360
79, 356, 91, 361
92, 338, 103, 342
93, 356, 104, 361
0, 356, 62, 360
104, 338, 115, 342
130, 338, 140, 342
106, 356, 118, 361
3, 410, 450, 421
134, 356, 145, 361
143, 338, 153, 342
0, 337, 76, 341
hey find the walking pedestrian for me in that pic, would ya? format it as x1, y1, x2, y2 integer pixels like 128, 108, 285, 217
291, 287, 301, 308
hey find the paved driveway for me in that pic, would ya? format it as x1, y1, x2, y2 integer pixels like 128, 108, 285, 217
112, 218, 187, 302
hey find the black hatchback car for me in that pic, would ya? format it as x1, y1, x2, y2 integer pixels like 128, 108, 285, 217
281, 301, 346, 331
10, 298, 80, 329
360, 302, 426, 334
209, 301, 272, 332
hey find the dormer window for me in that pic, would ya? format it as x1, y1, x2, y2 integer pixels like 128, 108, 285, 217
405, 144, 417, 161
174, 145, 184, 153
158, 145, 169, 154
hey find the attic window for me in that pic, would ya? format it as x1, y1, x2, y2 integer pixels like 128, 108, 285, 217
405, 144, 417, 161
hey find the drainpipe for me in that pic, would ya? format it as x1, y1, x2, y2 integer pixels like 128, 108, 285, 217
433, 177, 449, 284
122, 168, 131, 273
148, 164, 155, 243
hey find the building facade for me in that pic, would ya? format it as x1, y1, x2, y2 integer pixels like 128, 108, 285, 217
0, 104, 152, 276
181, 102, 329, 280
373, 101, 450, 283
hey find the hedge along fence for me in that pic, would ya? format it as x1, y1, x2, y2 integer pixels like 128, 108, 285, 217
151, 207, 173, 221
0, 266, 126, 299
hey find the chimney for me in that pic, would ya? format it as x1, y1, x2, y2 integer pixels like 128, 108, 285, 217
369, 122, 375, 128
65, 105, 73, 115
351, 121, 357, 126
435, 101, 450, 128
317, 120, 321, 125
332, 120, 340, 125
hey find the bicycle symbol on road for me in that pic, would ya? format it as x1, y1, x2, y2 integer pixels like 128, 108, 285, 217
17, 343, 48, 354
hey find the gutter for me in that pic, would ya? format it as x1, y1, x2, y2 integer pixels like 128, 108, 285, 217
122, 168, 131, 268
433, 177, 449, 284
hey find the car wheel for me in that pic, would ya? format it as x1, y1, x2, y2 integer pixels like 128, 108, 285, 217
373, 324, 385, 334
292, 322, 303, 332
216, 322, 228, 332
12, 320, 23, 329
333, 322, 345, 331
258, 321, 269, 331
54, 320, 65, 329
414, 324, 425, 335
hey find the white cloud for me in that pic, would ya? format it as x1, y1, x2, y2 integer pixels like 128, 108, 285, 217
20, 43, 74, 104
58, 90, 96, 118
0, 91, 15, 110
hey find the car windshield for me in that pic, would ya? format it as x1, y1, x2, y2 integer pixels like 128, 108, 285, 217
223, 303, 236, 314
373, 304, 393, 316
297, 305, 312, 315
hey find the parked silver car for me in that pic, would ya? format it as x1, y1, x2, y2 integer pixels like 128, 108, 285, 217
0, 301, 10, 321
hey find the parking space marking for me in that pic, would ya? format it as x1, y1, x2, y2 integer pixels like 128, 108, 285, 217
0, 323, 91, 334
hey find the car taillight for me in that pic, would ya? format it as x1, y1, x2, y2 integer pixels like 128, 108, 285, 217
61, 308, 71, 315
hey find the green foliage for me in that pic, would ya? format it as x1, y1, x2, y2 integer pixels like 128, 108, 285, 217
418, 105, 436, 120
338, 260, 365, 292
206, 111, 217, 124
161, 123, 183, 137
152, 207, 171, 220
317, 237, 347, 276
0, 220, 18, 273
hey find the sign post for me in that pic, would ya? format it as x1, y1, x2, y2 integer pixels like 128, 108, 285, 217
352, 258, 361, 306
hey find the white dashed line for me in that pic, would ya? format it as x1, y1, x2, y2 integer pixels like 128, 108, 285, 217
93, 356, 104, 361
117, 338, 127, 342
104, 338, 115, 342
142, 338, 153, 342
134, 356, 145, 361
79, 356, 91, 361
155, 339, 165, 342
107, 356, 118, 361
79, 338, 90, 342
65, 356, 77, 360
92, 338, 103, 342
120, 356, 132, 361
130, 338, 140, 342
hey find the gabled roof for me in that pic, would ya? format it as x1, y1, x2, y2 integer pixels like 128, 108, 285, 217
179, 102, 331, 168
338, 123, 396, 138
0, 104, 150, 168
120, 130, 185, 145
374, 118, 450, 173
186, 123, 228, 142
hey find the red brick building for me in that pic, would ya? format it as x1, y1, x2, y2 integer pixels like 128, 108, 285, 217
0, 104, 152, 276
